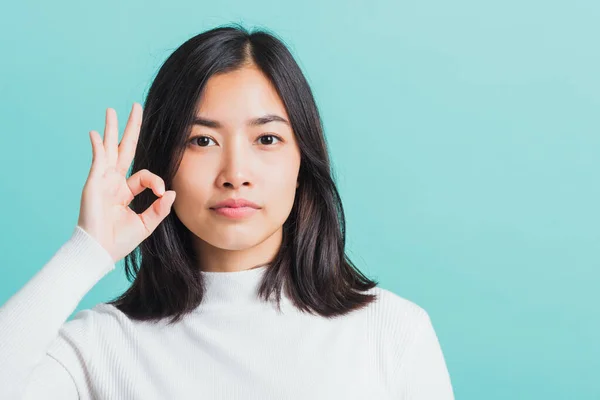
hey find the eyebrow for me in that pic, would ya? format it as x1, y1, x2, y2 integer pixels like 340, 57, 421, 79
192, 114, 290, 129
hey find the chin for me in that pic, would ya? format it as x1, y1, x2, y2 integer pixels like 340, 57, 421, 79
203, 235, 262, 251
195, 224, 263, 250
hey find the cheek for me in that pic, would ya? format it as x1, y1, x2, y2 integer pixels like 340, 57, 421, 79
171, 171, 212, 212
264, 169, 298, 215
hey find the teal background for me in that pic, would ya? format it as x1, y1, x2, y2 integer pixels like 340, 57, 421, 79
1, 1, 599, 398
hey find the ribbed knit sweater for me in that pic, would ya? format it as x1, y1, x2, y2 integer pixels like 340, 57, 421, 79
0, 226, 455, 399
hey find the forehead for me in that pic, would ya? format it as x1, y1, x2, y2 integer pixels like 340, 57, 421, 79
195, 66, 289, 123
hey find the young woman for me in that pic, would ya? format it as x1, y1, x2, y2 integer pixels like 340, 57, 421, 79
0, 25, 455, 399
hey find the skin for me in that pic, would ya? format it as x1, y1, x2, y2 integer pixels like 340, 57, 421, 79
171, 64, 301, 273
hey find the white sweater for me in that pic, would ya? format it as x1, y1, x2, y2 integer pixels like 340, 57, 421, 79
0, 226, 455, 399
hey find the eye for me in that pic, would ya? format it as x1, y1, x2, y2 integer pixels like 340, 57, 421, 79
187, 134, 282, 147
188, 136, 216, 147
257, 134, 282, 146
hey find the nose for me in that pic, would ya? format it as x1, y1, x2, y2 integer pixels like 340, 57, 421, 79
215, 137, 252, 190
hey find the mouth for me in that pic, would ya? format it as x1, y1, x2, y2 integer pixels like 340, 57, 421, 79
210, 206, 259, 219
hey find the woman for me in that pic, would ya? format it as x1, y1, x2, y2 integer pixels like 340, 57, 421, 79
0, 24, 455, 399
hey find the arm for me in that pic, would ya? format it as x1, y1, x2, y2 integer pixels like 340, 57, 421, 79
21, 356, 79, 399
395, 311, 455, 399
0, 226, 115, 399
0, 103, 174, 399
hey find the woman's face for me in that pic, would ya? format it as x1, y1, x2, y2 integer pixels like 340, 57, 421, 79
171, 65, 301, 269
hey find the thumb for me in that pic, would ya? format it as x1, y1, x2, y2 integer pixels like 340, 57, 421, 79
139, 190, 176, 234
158, 190, 177, 216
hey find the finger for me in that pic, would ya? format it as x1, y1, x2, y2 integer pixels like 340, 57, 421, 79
116, 103, 143, 176
103, 108, 119, 168
89, 130, 106, 177
126, 169, 166, 198
138, 191, 176, 235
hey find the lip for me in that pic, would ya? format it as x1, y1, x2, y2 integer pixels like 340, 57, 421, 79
210, 198, 261, 209
212, 206, 258, 219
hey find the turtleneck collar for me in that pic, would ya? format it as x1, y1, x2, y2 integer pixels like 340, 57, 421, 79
197, 265, 286, 308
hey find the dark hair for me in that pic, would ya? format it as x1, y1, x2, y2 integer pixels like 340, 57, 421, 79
107, 23, 379, 325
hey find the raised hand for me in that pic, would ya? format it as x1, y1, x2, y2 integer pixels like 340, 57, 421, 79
77, 103, 176, 263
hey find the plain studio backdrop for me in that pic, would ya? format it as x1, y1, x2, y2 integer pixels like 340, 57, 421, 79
0, 1, 598, 399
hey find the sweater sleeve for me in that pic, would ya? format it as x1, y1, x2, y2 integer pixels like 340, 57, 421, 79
395, 310, 455, 399
0, 225, 116, 399
21, 355, 80, 399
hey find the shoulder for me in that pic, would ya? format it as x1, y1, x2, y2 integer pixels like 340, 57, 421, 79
355, 287, 437, 380
62, 302, 136, 330
362, 286, 433, 352
88, 302, 136, 328
365, 286, 430, 326
43, 303, 139, 394
46, 303, 139, 357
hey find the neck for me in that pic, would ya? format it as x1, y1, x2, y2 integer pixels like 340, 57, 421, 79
197, 264, 289, 308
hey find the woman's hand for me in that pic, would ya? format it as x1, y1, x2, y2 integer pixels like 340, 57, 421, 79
77, 103, 176, 263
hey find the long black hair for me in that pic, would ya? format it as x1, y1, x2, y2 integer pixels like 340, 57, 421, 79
107, 23, 379, 324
